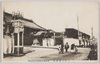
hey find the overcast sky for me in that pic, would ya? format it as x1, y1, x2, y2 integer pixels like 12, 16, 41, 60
2, 1, 99, 39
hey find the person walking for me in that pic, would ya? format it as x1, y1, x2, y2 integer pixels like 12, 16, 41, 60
65, 42, 69, 52
61, 44, 64, 54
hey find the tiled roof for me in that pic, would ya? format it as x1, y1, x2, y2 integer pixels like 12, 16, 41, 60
4, 12, 46, 30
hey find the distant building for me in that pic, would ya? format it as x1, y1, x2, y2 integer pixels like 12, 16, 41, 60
64, 28, 90, 47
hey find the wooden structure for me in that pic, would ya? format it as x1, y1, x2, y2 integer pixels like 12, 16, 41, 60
3, 12, 46, 56
64, 28, 90, 47
12, 20, 24, 56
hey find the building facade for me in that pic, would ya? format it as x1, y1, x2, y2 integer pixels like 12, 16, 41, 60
64, 28, 90, 47
3, 12, 46, 55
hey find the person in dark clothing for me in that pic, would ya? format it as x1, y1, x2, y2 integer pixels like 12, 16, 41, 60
88, 48, 97, 60
71, 43, 78, 53
61, 44, 64, 54
65, 42, 69, 52
90, 44, 95, 50
71, 44, 75, 50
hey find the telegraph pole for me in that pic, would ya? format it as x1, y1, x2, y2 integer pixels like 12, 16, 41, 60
77, 14, 81, 46
91, 27, 93, 39
91, 27, 94, 44
77, 14, 79, 39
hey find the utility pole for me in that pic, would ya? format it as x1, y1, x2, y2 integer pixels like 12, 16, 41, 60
91, 27, 94, 44
91, 27, 93, 39
77, 14, 79, 39
77, 14, 81, 46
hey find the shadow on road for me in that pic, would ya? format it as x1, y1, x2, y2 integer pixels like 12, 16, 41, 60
39, 52, 83, 60
4, 50, 35, 58
24, 50, 35, 55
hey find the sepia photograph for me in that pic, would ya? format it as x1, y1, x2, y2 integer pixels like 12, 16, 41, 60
1, 1, 99, 63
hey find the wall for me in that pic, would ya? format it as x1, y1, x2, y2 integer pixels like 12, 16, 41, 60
42, 38, 55, 46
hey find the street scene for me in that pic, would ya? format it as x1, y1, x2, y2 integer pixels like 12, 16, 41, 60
2, 1, 99, 62
4, 46, 91, 61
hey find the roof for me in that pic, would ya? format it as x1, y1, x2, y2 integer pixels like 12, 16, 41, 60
4, 12, 46, 30
55, 32, 63, 36
65, 28, 90, 37
34, 31, 45, 36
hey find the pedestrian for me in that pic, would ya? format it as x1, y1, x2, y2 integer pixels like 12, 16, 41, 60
90, 44, 95, 50
87, 47, 97, 60
61, 44, 64, 54
70, 43, 76, 53
58, 45, 61, 54
65, 42, 69, 52
71, 43, 75, 50
74, 46, 78, 53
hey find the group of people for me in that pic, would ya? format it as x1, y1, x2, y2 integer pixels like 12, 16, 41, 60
58, 42, 97, 60
59, 42, 78, 54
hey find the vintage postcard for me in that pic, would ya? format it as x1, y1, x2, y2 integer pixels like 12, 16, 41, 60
1, 1, 99, 63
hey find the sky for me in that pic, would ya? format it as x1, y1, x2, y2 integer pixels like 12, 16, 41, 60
2, 1, 99, 39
